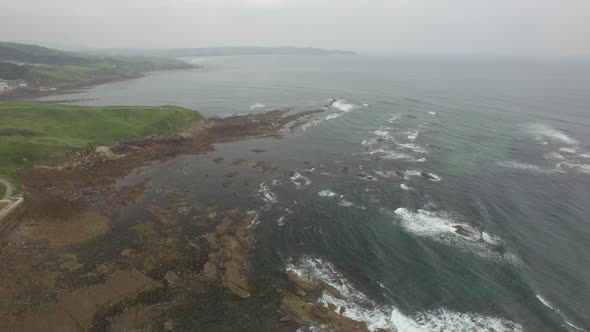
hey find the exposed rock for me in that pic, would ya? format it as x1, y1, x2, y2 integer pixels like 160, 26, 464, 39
286, 270, 345, 300
23, 270, 162, 331
164, 271, 179, 286
280, 293, 369, 332
15, 208, 110, 245
225, 171, 240, 178
419, 170, 436, 180
203, 262, 217, 279
199, 215, 254, 298
453, 225, 475, 237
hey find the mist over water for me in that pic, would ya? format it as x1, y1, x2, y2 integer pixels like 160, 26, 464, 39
42, 55, 590, 331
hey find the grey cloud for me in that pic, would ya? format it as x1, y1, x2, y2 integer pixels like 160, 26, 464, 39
0, 0, 588, 56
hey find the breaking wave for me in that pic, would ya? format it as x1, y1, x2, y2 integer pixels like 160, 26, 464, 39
287, 257, 523, 332
318, 189, 339, 198
497, 161, 562, 174
393, 208, 515, 262
526, 124, 577, 145
400, 184, 412, 191
249, 103, 266, 110
330, 98, 361, 112
290, 172, 312, 189
536, 295, 585, 331
258, 182, 277, 204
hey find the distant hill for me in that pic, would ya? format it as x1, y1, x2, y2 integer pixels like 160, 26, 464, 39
94, 46, 356, 58
0, 42, 193, 93
0, 42, 97, 66
0, 42, 193, 71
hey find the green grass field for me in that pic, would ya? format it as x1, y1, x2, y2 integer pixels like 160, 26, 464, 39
0, 202, 8, 210
0, 183, 5, 198
24, 64, 114, 86
0, 102, 203, 183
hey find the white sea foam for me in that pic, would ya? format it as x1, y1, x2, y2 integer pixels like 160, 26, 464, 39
246, 210, 260, 229
526, 124, 577, 145
536, 295, 585, 331
579, 153, 590, 159
249, 103, 266, 110
258, 182, 277, 204
325, 113, 344, 120
393, 208, 515, 262
559, 162, 590, 174
544, 152, 566, 161
277, 215, 286, 226
559, 147, 577, 154
290, 172, 312, 189
428, 112, 437, 115
374, 130, 390, 137
356, 172, 378, 181
374, 170, 402, 178
301, 120, 322, 131
387, 114, 400, 124
397, 143, 427, 154
331, 98, 359, 112
370, 148, 415, 161
482, 232, 503, 245
400, 184, 412, 191
287, 257, 523, 332
338, 199, 354, 207
402, 170, 441, 182
497, 161, 562, 174
407, 130, 419, 140
318, 189, 338, 198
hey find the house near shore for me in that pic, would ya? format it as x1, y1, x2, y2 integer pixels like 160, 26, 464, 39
0, 80, 8, 90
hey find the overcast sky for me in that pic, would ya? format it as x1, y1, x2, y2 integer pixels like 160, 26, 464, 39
1, 0, 589, 56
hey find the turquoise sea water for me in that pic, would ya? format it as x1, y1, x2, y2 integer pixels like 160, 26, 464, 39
41, 55, 590, 331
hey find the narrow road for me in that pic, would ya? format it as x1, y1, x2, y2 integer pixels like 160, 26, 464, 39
0, 178, 14, 200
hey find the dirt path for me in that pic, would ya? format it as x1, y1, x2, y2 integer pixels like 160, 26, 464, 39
0, 178, 13, 200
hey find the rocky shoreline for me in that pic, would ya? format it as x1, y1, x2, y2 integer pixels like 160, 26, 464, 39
0, 107, 376, 331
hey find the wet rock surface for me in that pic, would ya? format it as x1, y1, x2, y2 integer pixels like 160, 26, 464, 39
0, 108, 324, 331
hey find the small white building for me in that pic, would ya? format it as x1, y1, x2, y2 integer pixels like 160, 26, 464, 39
0, 81, 8, 90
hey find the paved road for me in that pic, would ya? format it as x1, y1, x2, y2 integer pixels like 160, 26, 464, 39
0, 178, 14, 200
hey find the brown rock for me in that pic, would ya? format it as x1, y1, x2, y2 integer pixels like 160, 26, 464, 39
203, 262, 217, 279
164, 271, 179, 286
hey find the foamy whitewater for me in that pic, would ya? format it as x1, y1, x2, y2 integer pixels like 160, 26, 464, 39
249, 103, 266, 110
393, 208, 515, 262
526, 124, 578, 145
287, 257, 523, 332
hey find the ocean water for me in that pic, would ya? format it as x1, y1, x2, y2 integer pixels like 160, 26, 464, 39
40, 55, 590, 331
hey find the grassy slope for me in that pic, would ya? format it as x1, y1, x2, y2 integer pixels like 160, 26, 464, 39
0, 183, 5, 198
0, 42, 193, 89
0, 102, 203, 183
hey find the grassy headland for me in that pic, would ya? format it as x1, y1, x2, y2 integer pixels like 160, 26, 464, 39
0, 102, 203, 184
0, 42, 194, 95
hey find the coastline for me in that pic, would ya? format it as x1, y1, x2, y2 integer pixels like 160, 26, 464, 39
0, 72, 146, 101
0, 64, 201, 102
0, 106, 341, 331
